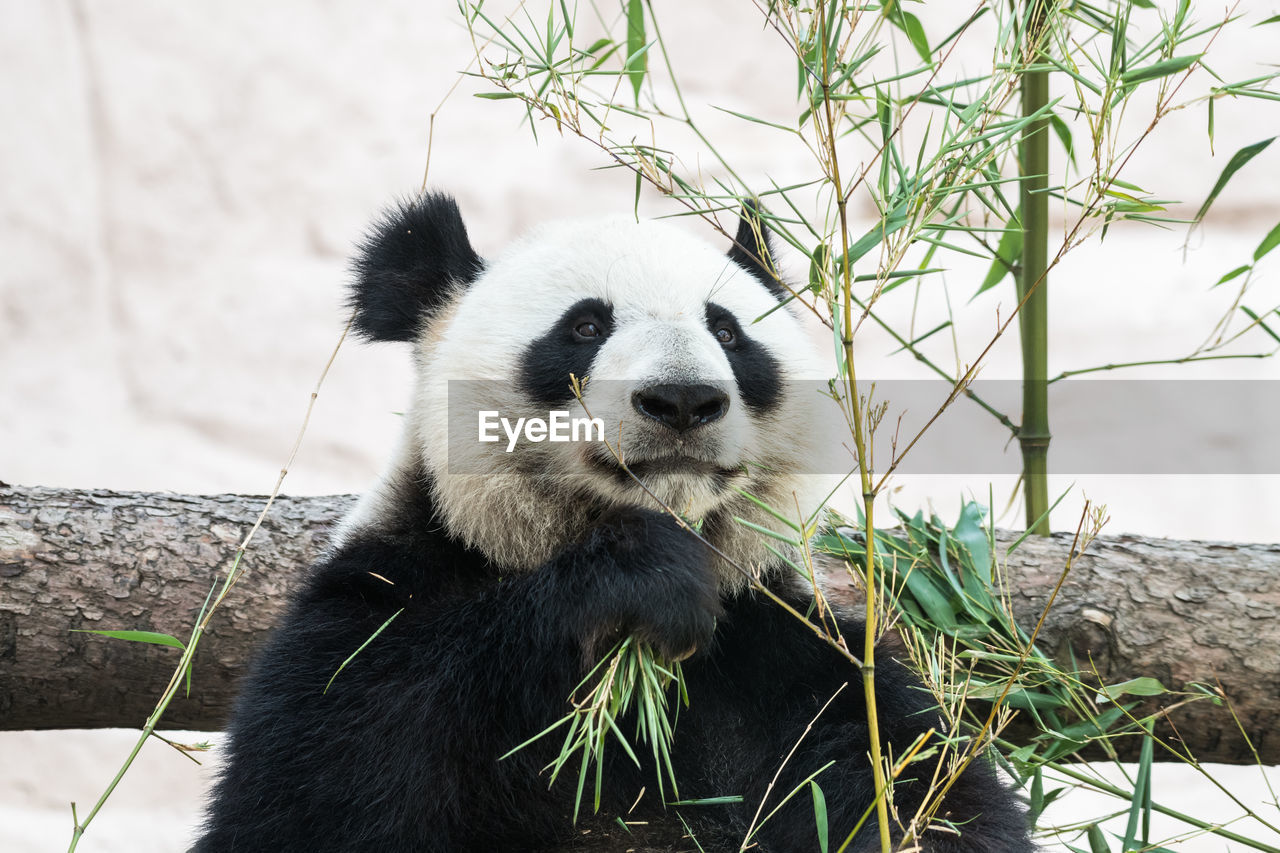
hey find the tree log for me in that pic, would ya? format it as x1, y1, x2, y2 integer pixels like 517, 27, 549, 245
1, 485, 1276, 765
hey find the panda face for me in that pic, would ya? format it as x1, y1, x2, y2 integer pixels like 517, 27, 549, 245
346, 196, 830, 583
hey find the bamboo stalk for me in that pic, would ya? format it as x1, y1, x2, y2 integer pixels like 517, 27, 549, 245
1018, 0, 1052, 535
810, 5, 891, 848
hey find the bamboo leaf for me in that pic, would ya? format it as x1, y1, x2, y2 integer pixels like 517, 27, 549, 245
1241, 306, 1280, 345
1193, 137, 1276, 223
733, 489, 803, 532
324, 608, 404, 694
579, 37, 613, 56
670, 795, 744, 806
899, 564, 961, 634
558, 0, 573, 38
1212, 264, 1251, 288
1028, 768, 1044, 825
809, 243, 830, 295
899, 12, 931, 66
884, 3, 930, 65
975, 212, 1023, 298
1120, 54, 1201, 85
710, 104, 799, 134
889, 320, 952, 354
1097, 676, 1167, 703
731, 515, 801, 545
1049, 113, 1076, 166
1056, 706, 1127, 740
1086, 822, 1111, 853
842, 203, 912, 268
952, 501, 994, 583
811, 781, 829, 853
1253, 219, 1280, 261
72, 629, 185, 650
1121, 725, 1155, 850
625, 0, 646, 105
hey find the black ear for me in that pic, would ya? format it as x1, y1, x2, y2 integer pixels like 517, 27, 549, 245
349, 193, 483, 342
726, 200, 788, 302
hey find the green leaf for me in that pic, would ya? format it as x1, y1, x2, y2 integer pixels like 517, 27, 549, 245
842, 202, 912, 269
998, 688, 1066, 710
1194, 137, 1276, 223
952, 501, 994, 586
1213, 264, 1251, 288
324, 608, 405, 693
579, 37, 613, 56
1028, 768, 1045, 825
889, 320, 952, 354
899, 12, 931, 65
625, 0, 646, 106
1055, 706, 1127, 740
473, 92, 519, 100
730, 516, 800, 546
1175, 0, 1191, 31
900, 567, 961, 633
72, 629, 185, 650
1256, 14, 1280, 26
975, 212, 1023, 298
1123, 726, 1156, 850
1241, 306, 1280, 345
1086, 822, 1111, 853
1097, 676, 1167, 703
1120, 54, 1201, 85
1049, 112, 1076, 166
709, 104, 800, 134
1027, 768, 1067, 826
808, 243, 831, 294
811, 781, 829, 853
1253, 219, 1280, 261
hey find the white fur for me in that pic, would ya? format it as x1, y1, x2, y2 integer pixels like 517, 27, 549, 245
344, 215, 837, 590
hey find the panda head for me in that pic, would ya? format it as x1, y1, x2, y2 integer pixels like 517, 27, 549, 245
346, 193, 833, 587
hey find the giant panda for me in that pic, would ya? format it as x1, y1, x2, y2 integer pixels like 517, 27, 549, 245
194, 193, 1032, 852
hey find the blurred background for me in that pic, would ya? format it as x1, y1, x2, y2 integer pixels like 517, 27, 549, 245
2, 1, 1277, 850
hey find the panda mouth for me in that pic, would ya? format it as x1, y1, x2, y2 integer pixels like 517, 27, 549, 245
585, 450, 743, 488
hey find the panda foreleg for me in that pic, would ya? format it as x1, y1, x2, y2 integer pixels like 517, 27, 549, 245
551, 507, 724, 663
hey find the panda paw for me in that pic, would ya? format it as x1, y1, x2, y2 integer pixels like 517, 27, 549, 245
566, 509, 724, 662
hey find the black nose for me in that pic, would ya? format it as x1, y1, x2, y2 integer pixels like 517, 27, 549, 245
632, 383, 730, 433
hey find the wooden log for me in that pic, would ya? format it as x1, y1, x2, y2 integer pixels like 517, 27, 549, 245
1, 485, 1276, 764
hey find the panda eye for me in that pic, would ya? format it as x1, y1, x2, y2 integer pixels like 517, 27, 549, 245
715, 326, 735, 345
574, 321, 604, 341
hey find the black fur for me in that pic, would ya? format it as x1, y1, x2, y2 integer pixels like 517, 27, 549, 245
706, 302, 784, 416
727, 201, 789, 302
518, 297, 615, 407
349, 193, 484, 342
195, 474, 1031, 852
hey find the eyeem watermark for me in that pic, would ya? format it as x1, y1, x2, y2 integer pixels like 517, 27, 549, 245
451, 379, 1280, 473
478, 410, 605, 452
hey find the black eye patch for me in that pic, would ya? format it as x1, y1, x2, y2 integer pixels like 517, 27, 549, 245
518, 298, 615, 407
706, 308, 743, 350
705, 302, 783, 416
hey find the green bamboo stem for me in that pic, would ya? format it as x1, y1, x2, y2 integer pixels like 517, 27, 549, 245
812, 4, 890, 848
1018, 0, 1052, 535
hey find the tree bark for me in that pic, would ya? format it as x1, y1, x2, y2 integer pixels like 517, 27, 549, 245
1, 485, 1276, 765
